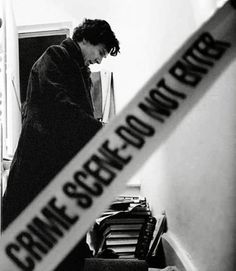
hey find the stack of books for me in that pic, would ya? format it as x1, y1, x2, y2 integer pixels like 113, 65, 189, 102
90, 196, 166, 260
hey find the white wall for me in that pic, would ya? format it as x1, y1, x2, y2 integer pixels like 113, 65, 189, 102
141, 60, 236, 271
140, 2, 236, 271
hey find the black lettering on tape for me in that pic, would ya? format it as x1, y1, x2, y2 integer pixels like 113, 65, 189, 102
65, 138, 134, 204
170, 32, 231, 86
63, 182, 92, 209
16, 232, 48, 261
182, 54, 209, 74
184, 47, 214, 66
126, 115, 155, 136
193, 32, 231, 60
6, 243, 35, 271
99, 140, 132, 165
83, 154, 118, 185
116, 125, 145, 148
140, 95, 171, 119
139, 78, 186, 121
74, 171, 103, 196
169, 60, 203, 87
27, 224, 54, 250
115, 114, 157, 148
48, 197, 78, 225
182, 49, 213, 69
157, 78, 187, 99
149, 88, 179, 110
5, 197, 79, 270
31, 205, 69, 244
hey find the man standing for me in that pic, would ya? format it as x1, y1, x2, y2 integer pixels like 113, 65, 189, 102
2, 18, 120, 270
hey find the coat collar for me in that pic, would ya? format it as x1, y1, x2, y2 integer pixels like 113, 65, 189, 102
60, 37, 85, 67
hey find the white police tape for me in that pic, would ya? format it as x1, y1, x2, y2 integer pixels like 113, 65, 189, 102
0, 1, 236, 270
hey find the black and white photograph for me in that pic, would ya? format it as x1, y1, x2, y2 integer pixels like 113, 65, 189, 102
0, 0, 236, 271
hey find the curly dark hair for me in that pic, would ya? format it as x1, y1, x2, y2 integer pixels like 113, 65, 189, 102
72, 19, 120, 56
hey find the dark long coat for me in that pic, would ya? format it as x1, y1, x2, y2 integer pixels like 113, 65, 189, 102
2, 38, 102, 269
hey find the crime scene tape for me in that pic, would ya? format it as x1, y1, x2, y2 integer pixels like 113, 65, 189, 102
0, 1, 236, 271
